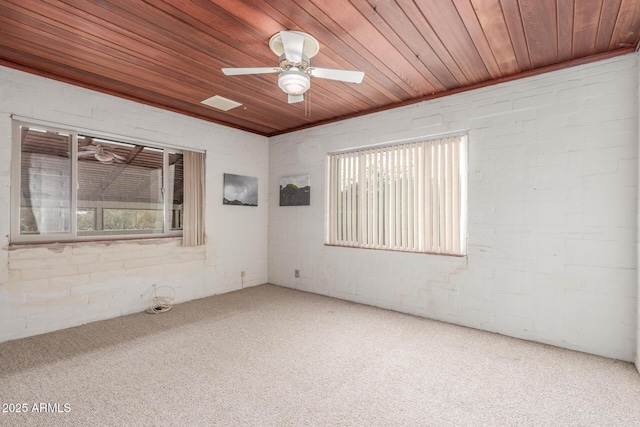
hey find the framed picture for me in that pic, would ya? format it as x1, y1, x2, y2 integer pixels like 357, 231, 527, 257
279, 174, 310, 206
223, 173, 258, 206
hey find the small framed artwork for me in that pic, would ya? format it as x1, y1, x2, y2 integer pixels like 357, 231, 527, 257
223, 173, 258, 206
280, 174, 310, 206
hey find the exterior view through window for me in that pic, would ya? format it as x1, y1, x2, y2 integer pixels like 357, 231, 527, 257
13, 121, 184, 242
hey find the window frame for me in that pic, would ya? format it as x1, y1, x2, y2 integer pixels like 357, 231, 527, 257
325, 133, 468, 256
10, 117, 187, 244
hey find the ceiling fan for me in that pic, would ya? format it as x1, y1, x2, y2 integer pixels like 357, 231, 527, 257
222, 30, 365, 104
78, 143, 126, 164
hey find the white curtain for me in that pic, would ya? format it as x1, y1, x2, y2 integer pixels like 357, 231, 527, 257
182, 150, 205, 246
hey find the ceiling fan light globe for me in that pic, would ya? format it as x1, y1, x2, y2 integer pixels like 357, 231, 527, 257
278, 70, 310, 96
95, 152, 114, 163
286, 83, 305, 95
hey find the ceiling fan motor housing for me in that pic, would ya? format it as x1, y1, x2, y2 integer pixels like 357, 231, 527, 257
278, 54, 310, 71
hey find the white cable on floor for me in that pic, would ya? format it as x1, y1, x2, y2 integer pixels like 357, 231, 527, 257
147, 285, 175, 314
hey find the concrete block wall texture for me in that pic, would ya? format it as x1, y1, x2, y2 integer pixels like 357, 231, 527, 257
1, 53, 638, 366
0, 66, 269, 343
269, 53, 638, 362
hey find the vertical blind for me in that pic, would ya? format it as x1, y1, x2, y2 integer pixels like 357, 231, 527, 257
182, 150, 206, 246
327, 135, 467, 255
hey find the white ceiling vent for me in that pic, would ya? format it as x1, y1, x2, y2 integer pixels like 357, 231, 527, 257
201, 95, 242, 111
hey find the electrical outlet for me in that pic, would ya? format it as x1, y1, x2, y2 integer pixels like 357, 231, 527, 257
241, 271, 246, 277
295, 269, 300, 278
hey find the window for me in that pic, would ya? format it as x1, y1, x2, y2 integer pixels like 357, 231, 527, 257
11, 119, 198, 244
326, 135, 467, 255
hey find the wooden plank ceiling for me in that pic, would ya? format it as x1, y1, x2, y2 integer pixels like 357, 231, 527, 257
1, 0, 639, 137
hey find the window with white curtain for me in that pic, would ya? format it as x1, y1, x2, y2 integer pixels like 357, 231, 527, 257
326, 134, 468, 255
11, 118, 204, 245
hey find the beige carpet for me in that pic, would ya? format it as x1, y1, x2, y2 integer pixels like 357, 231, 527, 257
0, 284, 638, 426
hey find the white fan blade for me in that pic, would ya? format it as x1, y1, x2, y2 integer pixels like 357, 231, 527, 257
288, 94, 304, 104
280, 31, 304, 63
308, 67, 365, 84
222, 67, 280, 76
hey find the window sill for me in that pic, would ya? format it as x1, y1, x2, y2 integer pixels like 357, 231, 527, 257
9, 235, 182, 250
324, 243, 466, 257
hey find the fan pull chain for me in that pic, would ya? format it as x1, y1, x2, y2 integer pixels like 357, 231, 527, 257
305, 90, 311, 117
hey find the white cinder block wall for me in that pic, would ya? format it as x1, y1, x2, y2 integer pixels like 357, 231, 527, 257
2, 53, 638, 366
637, 52, 640, 371
0, 66, 269, 343
269, 53, 638, 362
